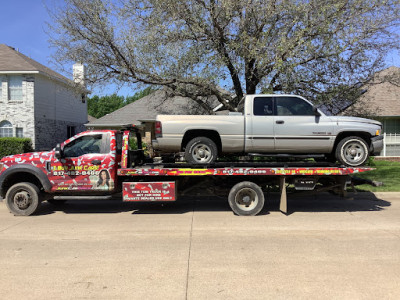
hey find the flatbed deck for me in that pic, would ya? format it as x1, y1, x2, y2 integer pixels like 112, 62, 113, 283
118, 164, 374, 176
117, 164, 375, 215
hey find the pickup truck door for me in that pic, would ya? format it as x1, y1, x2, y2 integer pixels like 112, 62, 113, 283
245, 96, 275, 152
50, 132, 117, 193
273, 96, 334, 153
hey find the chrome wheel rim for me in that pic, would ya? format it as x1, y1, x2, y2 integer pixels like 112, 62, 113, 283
234, 188, 258, 211
342, 141, 366, 164
192, 144, 212, 163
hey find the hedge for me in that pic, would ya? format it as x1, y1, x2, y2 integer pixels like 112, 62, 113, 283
0, 138, 33, 159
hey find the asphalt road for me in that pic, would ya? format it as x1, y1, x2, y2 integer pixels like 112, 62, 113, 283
0, 192, 400, 299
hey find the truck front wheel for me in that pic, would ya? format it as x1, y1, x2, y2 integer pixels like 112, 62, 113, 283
335, 136, 369, 167
228, 181, 265, 216
5, 182, 41, 216
185, 137, 217, 164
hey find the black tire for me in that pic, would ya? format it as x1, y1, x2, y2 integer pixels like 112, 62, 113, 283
228, 181, 265, 216
5, 182, 41, 216
47, 199, 67, 205
185, 137, 218, 164
335, 136, 369, 167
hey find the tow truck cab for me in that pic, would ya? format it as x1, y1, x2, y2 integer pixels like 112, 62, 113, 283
0, 126, 143, 198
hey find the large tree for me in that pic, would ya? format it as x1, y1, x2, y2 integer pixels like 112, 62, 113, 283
48, 0, 400, 114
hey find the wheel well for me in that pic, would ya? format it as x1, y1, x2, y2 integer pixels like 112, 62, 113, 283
182, 130, 222, 153
333, 132, 372, 153
1, 172, 43, 198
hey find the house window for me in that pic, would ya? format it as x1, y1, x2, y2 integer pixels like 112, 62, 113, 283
0, 120, 13, 137
16, 127, 23, 138
67, 126, 76, 138
8, 75, 23, 101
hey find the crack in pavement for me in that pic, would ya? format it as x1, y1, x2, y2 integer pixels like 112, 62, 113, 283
0, 219, 30, 233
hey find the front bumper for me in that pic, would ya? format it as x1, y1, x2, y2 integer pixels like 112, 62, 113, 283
370, 135, 384, 155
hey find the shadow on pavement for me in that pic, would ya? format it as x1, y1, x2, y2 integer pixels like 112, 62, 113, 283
34, 191, 391, 216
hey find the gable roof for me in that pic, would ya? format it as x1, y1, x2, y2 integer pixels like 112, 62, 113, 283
87, 115, 97, 123
86, 89, 219, 127
343, 67, 400, 117
0, 44, 71, 83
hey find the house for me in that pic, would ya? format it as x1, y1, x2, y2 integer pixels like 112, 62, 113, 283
85, 88, 220, 145
343, 66, 400, 157
0, 44, 88, 150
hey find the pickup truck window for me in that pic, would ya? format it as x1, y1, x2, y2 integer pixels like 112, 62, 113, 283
276, 97, 314, 116
63, 134, 108, 157
254, 97, 273, 116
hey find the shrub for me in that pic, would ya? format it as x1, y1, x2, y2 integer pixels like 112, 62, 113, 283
0, 138, 33, 159
129, 137, 149, 156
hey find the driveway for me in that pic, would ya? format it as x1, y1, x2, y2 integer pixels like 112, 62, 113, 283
0, 192, 400, 299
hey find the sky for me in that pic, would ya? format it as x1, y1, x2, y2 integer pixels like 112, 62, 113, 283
1, 0, 400, 97
0, 0, 133, 97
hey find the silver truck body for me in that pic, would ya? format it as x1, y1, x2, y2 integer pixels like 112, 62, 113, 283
153, 94, 383, 157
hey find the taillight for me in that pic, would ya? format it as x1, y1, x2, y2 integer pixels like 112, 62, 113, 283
155, 121, 162, 138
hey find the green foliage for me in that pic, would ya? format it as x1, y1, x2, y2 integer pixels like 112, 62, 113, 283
353, 160, 400, 192
0, 138, 33, 159
366, 156, 376, 167
129, 137, 149, 156
88, 94, 125, 119
88, 87, 156, 118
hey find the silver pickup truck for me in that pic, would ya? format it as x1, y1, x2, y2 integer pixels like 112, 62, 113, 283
152, 94, 383, 166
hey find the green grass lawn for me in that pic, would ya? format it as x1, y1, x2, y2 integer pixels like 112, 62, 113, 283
353, 160, 400, 192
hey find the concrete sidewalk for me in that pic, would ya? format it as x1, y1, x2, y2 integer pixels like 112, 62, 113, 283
0, 192, 400, 299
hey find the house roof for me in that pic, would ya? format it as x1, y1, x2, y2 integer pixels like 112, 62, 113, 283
343, 66, 400, 117
86, 89, 219, 127
0, 44, 71, 83
87, 115, 97, 123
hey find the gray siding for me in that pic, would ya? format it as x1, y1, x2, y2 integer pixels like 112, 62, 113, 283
34, 75, 87, 150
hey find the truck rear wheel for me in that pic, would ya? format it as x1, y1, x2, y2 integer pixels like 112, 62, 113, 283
228, 181, 265, 216
335, 136, 369, 167
185, 137, 217, 164
5, 182, 41, 216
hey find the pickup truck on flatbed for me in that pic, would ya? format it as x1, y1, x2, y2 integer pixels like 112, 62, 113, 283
153, 94, 383, 166
0, 125, 374, 216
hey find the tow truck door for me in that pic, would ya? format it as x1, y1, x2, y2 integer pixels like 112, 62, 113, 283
50, 132, 117, 193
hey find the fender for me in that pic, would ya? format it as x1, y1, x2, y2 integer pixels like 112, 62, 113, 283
0, 164, 52, 197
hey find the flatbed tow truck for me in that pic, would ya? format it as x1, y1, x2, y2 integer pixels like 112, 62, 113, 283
0, 125, 375, 216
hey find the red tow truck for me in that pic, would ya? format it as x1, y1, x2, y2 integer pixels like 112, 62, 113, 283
0, 125, 374, 216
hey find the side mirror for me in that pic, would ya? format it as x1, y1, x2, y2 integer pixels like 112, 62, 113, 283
313, 107, 321, 117
54, 143, 63, 159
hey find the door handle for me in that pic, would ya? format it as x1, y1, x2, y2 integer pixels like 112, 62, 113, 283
91, 159, 102, 165
276, 120, 285, 124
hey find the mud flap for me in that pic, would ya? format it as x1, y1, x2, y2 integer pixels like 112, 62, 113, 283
279, 176, 287, 214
